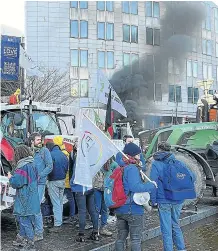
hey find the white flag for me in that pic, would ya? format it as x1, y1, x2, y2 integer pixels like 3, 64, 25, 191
19, 46, 43, 77
74, 114, 119, 187
97, 70, 127, 117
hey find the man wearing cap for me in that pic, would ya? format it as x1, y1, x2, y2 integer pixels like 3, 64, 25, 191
115, 142, 157, 251
150, 142, 195, 251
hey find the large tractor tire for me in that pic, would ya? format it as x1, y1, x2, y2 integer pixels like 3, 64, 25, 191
145, 150, 206, 207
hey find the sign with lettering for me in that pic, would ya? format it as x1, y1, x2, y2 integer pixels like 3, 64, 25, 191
1, 35, 21, 81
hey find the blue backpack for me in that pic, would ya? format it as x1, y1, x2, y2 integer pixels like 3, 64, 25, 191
162, 159, 196, 201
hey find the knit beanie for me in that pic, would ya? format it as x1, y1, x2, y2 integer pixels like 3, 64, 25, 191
123, 142, 141, 157
158, 141, 171, 152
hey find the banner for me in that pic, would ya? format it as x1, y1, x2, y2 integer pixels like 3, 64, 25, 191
19, 46, 43, 77
74, 114, 119, 187
97, 70, 127, 117
1, 35, 21, 81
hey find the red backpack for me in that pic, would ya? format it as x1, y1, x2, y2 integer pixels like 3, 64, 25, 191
104, 166, 127, 208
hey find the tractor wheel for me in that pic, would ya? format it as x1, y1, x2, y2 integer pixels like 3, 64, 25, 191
212, 174, 218, 197
145, 150, 206, 207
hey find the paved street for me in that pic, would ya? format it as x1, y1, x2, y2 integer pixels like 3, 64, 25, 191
1, 190, 218, 251
140, 215, 218, 251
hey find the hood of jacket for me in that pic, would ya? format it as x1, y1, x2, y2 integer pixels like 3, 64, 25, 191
16, 156, 34, 170
153, 152, 175, 162
53, 136, 63, 147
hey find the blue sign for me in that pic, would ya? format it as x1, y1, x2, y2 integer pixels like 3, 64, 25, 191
1, 35, 21, 81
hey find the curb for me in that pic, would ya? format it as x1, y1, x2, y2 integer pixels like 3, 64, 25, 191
90, 206, 218, 251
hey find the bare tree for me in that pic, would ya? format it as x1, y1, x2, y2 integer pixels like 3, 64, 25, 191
1, 69, 77, 105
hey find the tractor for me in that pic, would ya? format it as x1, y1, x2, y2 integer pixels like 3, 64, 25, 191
139, 80, 218, 205
0, 99, 78, 210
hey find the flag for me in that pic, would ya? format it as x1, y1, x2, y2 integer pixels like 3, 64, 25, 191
74, 114, 119, 187
97, 70, 127, 117
19, 46, 43, 77
105, 88, 112, 132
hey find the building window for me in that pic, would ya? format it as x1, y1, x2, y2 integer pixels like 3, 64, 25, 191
155, 83, 162, 101
123, 25, 138, 43
215, 9, 218, 33
188, 87, 199, 104
192, 37, 197, 52
123, 53, 130, 66
70, 20, 88, 38
97, 22, 114, 40
169, 85, 182, 102
80, 79, 88, 97
146, 2, 160, 18
203, 63, 212, 79
146, 28, 160, 45
71, 49, 88, 67
97, 1, 105, 10
187, 60, 198, 78
208, 90, 214, 95
98, 51, 114, 69
122, 1, 138, 15
106, 23, 114, 40
217, 66, 218, 81
106, 1, 113, 11
123, 53, 139, 66
202, 39, 212, 55
216, 43, 218, 57
97, 22, 105, 39
202, 4, 211, 30
71, 1, 88, 9
97, 1, 113, 11
71, 79, 88, 97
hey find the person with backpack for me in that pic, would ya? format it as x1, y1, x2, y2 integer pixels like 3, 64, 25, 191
150, 142, 196, 251
115, 135, 146, 171
107, 143, 157, 251
46, 141, 69, 232
29, 132, 53, 241
9, 145, 40, 250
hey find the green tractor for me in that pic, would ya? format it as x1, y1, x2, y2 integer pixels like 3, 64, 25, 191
139, 81, 218, 204
139, 122, 218, 202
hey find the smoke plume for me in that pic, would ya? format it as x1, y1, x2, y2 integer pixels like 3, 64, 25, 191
110, 2, 206, 122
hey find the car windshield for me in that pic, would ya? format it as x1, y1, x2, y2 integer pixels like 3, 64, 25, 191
139, 129, 159, 147
32, 112, 60, 135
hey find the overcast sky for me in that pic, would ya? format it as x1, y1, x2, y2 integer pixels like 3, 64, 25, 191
1, 0, 218, 36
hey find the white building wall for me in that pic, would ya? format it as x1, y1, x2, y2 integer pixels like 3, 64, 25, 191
25, 1, 218, 125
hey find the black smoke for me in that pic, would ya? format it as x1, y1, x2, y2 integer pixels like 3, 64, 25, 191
110, 2, 206, 123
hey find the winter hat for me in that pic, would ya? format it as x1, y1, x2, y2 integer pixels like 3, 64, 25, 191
158, 141, 171, 152
53, 136, 64, 146
123, 142, 141, 157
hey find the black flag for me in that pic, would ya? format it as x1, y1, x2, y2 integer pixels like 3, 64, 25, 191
105, 88, 112, 132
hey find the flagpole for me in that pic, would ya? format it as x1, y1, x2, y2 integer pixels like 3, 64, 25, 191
83, 114, 152, 183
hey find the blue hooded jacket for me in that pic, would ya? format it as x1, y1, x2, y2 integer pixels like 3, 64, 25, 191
48, 145, 69, 181
9, 157, 40, 216
115, 159, 156, 215
150, 152, 196, 205
33, 147, 53, 185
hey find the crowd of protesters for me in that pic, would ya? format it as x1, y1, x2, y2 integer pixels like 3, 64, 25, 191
8, 132, 194, 251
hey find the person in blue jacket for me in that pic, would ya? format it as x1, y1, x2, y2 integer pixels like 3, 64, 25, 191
9, 145, 40, 250
29, 132, 53, 241
70, 144, 99, 242
46, 141, 69, 232
115, 143, 157, 251
150, 142, 196, 251
115, 135, 146, 171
